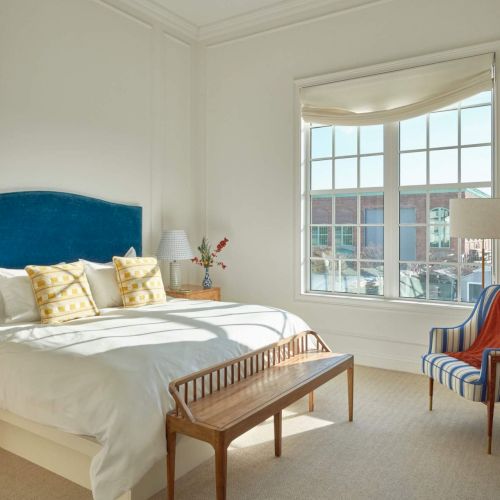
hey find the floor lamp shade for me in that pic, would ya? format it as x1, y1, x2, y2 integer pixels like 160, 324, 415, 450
156, 230, 194, 290
450, 198, 500, 289
449, 199, 500, 239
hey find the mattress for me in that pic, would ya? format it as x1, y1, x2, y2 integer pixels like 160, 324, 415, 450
0, 299, 310, 500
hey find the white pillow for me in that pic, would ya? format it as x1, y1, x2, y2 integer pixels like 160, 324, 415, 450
80, 247, 137, 309
124, 247, 137, 258
0, 268, 40, 323
80, 260, 122, 309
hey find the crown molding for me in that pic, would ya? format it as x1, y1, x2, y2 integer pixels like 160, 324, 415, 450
110, 0, 198, 42
119, 0, 391, 45
198, 0, 388, 45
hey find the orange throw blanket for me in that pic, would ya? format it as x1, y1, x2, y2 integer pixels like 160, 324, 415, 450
446, 293, 500, 368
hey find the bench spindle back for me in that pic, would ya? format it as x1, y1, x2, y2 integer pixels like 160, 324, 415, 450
169, 331, 330, 421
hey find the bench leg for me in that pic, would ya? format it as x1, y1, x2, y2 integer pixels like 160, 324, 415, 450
308, 392, 314, 412
215, 440, 228, 500
166, 427, 176, 500
348, 365, 354, 422
274, 411, 282, 457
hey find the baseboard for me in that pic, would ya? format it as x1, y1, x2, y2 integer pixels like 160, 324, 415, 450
352, 352, 421, 373
317, 329, 424, 374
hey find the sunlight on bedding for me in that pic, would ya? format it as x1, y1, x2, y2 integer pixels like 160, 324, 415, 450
0, 298, 310, 500
0, 300, 296, 356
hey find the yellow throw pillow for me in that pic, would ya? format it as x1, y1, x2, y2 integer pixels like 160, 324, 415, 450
25, 262, 99, 324
113, 256, 166, 307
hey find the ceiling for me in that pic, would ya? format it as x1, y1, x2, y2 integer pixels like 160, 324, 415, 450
152, 0, 295, 27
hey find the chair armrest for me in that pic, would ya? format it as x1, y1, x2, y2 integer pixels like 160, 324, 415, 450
428, 326, 464, 354
479, 349, 500, 377
478, 349, 500, 402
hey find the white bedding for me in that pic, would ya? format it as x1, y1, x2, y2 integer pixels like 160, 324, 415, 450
0, 299, 310, 500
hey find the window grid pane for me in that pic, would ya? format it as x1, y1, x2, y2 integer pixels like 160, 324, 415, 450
398, 92, 493, 302
308, 122, 385, 297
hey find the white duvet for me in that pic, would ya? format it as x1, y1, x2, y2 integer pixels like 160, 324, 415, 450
0, 299, 310, 500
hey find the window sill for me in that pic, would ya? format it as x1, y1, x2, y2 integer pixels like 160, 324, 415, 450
295, 290, 474, 316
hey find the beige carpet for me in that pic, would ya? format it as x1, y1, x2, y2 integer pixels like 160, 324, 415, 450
2, 366, 500, 500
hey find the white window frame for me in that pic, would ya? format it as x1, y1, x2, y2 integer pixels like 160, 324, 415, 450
293, 41, 500, 312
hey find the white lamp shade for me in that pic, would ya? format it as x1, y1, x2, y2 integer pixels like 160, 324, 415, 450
450, 198, 500, 239
156, 230, 194, 261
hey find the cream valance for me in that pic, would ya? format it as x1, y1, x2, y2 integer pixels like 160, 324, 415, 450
301, 53, 494, 126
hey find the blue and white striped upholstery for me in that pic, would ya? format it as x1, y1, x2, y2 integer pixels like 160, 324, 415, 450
422, 285, 500, 402
422, 353, 483, 401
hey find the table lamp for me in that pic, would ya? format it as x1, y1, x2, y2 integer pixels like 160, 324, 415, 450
450, 198, 500, 289
156, 230, 194, 290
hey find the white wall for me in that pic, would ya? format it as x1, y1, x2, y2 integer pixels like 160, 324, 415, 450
0, 0, 200, 261
3, 0, 500, 373
203, 0, 500, 372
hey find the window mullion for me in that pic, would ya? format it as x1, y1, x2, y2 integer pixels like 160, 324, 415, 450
384, 122, 399, 299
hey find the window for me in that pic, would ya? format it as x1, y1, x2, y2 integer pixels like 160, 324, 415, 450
309, 124, 384, 296
399, 91, 493, 302
305, 91, 494, 303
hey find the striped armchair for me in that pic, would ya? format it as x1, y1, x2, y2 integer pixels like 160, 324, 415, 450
421, 285, 500, 453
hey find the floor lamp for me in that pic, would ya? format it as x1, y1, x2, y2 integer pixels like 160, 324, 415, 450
450, 198, 500, 289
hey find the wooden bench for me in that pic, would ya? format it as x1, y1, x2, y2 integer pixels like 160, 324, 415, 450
166, 331, 354, 500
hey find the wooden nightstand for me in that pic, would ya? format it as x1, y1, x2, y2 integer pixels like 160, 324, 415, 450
166, 285, 221, 301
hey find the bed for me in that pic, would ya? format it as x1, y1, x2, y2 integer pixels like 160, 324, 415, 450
0, 191, 311, 500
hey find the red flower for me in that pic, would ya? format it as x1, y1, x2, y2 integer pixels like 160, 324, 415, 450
192, 237, 229, 270
216, 238, 229, 253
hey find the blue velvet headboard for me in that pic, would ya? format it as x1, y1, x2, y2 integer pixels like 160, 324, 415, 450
0, 191, 142, 268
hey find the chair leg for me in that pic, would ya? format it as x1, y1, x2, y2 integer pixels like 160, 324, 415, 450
487, 359, 496, 454
487, 399, 495, 455
166, 426, 176, 500
348, 365, 354, 422
429, 378, 434, 412
274, 411, 282, 457
214, 439, 228, 500
308, 391, 314, 412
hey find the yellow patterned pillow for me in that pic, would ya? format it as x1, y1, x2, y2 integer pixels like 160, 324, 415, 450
25, 262, 99, 324
113, 256, 166, 307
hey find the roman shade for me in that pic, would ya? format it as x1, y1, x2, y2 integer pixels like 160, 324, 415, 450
301, 53, 494, 126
